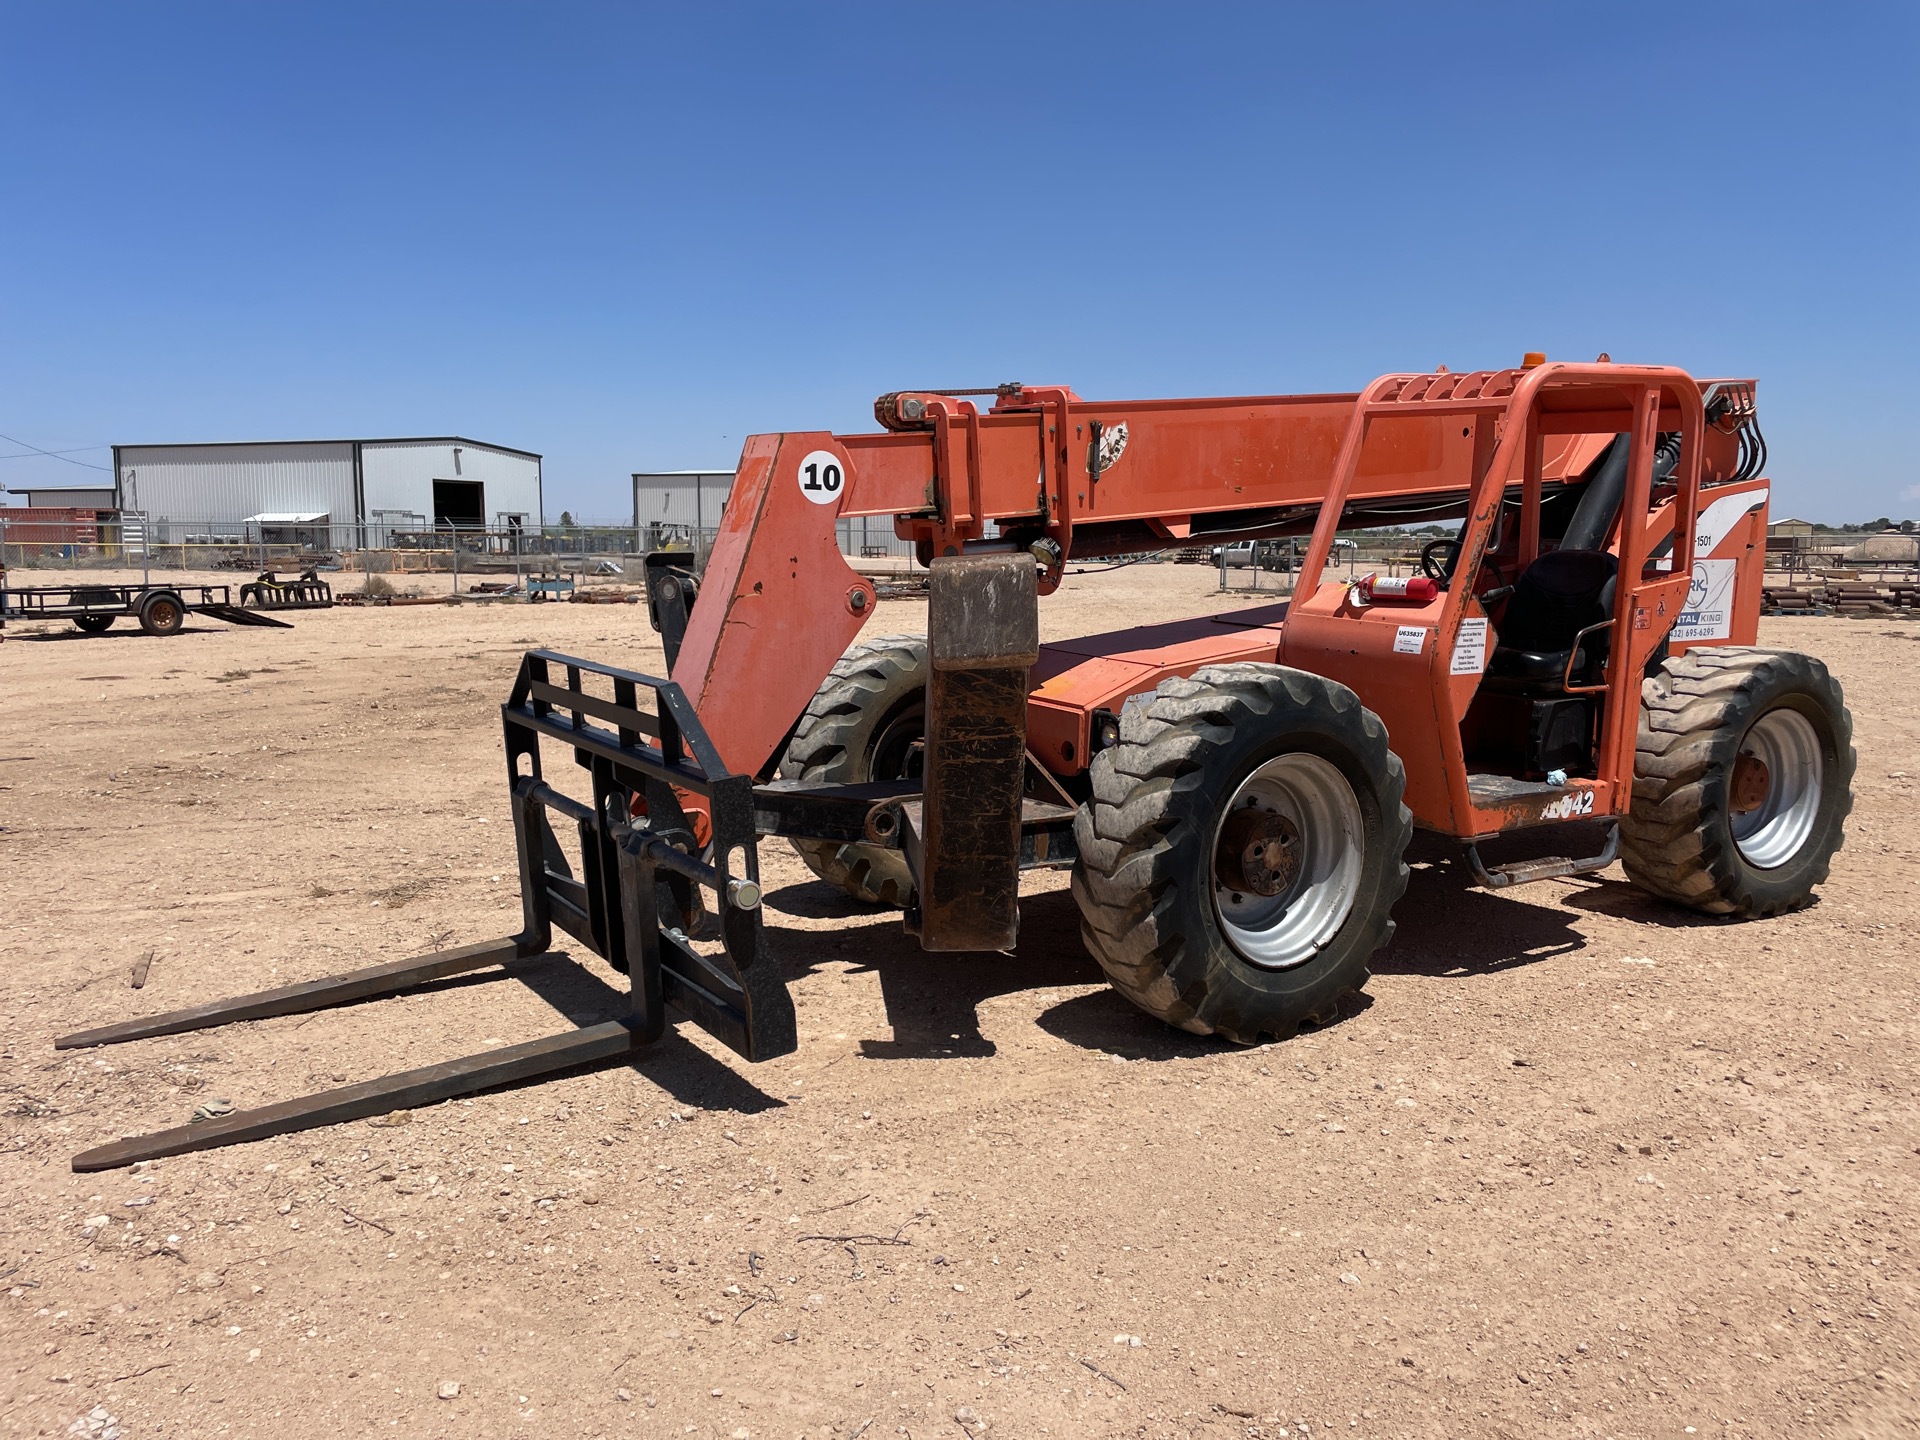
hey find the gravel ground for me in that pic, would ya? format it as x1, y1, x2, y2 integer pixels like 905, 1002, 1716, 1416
1, 565, 1915, 1439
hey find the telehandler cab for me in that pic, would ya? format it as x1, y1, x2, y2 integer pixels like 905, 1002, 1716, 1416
63, 360, 1853, 1170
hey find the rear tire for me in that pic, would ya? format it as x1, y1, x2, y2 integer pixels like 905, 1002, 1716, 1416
780, 634, 928, 906
1071, 663, 1411, 1044
137, 593, 186, 636
74, 614, 115, 634
1621, 647, 1854, 917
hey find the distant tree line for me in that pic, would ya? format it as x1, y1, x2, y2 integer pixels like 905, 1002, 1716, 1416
1804, 518, 1915, 534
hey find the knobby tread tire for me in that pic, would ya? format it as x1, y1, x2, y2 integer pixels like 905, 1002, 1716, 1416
1620, 646, 1854, 918
1071, 662, 1412, 1045
779, 634, 928, 906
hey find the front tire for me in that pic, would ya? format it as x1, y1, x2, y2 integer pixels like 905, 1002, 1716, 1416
1071, 663, 1412, 1044
780, 634, 928, 906
1621, 647, 1854, 917
74, 614, 115, 634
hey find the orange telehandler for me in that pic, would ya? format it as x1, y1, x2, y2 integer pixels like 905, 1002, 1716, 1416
64, 359, 1854, 1169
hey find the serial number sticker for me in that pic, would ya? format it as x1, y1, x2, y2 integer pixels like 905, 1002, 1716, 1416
796, 449, 846, 506
1541, 790, 1596, 821
1393, 625, 1428, 655
1449, 617, 1488, 675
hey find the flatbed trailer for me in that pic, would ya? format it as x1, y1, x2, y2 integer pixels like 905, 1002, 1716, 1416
0, 582, 295, 637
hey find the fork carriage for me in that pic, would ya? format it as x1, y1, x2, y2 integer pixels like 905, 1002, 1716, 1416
61, 650, 793, 1171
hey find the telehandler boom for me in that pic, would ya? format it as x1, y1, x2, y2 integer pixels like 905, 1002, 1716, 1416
62, 359, 1853, 1169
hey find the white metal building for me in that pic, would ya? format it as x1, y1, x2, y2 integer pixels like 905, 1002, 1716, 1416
113, 437, 543, 542
632, 470, 734, 544
631, 467, 921, 560
20, 485, 117, 511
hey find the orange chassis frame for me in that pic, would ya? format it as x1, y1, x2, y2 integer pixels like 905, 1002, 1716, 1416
672, 362, 1769, 847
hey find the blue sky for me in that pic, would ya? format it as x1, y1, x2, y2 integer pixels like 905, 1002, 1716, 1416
2, 2, 1914, 521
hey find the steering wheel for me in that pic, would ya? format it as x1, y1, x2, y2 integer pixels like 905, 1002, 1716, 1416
1420, 538, 1461, 585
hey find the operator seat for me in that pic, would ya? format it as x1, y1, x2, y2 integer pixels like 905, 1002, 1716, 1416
1485, 433, 1635, 691
1484, 548, 1618, 688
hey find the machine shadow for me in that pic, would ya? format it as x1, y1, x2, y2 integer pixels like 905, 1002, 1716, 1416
1375, 878, 1582, 976
378, 948, 789, 1116
454, 817, 1641, 1096
222, 816, 1694, 1125
765, 880, 1117, 1060
12, 627, 217, 642
1033, 986, 1374, 1060
761, 880, 884, 921
1037, 839, 1593, 1051
1555, 875, 1756, 929
510, 951, 788, 1115
763, 838, 1605, 1061
1376, 834, 1593, 976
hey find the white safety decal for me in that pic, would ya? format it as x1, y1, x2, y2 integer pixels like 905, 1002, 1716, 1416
797, 449, 846, 506
1692, 487, 1768, 556
1449, 617, 1488, 675
1672, 558, 1738, 642
1096, 423, 1129, 470
1656, 486, 1769, 571
1393, 625, 1428, 655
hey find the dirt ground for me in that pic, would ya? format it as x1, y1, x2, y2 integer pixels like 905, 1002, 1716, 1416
1, 564, 1916, 1440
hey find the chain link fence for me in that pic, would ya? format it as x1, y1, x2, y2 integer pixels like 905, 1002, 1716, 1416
0, 513, 929, 580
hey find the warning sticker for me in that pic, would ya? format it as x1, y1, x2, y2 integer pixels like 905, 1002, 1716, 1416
1672, 558, 1737, 642
1449, 617, 1488, 675
1393, 625, 1428, 655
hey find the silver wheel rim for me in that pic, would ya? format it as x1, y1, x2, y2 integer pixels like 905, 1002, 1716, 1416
1211, 753, 1365, 970
1731, 708, 1823, 870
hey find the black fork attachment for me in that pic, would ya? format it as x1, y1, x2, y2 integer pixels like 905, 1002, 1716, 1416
59, 649, 795, 1172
